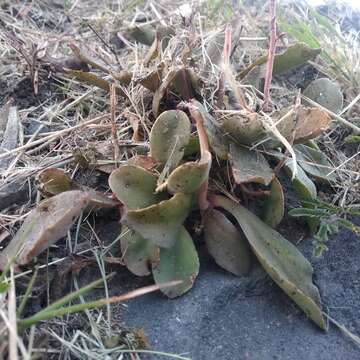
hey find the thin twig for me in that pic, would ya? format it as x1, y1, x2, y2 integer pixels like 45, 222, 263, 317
110, 85, 120, 166
302, 95, 360, 134
0, 114, 109, 160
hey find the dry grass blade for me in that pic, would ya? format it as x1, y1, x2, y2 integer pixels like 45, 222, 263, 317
261, 110, 298, 179
301, 95, 360, 134
110, 84, 120, 165
0, 114, 109, 160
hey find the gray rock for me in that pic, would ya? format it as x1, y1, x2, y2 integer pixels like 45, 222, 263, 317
303, 78, 343, 113
117, 225, 360, 360
0, 181, 30, 211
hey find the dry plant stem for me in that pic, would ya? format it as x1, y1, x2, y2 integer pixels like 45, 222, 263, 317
274, 92, 301, 175
86, 23, 121, 66
110, 85, 120, 165
190, 107, 209, 156
263, 0, 277, 111
189, 103, 211, 210
216, 25, 232, 109
0, 114, 109, 160
220, 26, 251, 112
260, 110, 297, 179
301, 95, 360, 134
8, 267, 19, 360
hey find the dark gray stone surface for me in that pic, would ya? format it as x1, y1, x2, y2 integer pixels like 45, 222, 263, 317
119, 226, 360, 360
0, 181, 30, 211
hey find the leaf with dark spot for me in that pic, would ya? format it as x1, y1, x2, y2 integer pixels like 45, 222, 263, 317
262, 177, 285, 228
152, 227, 199, 298
109, 165, 166, 210
124, 193, 192, 248
121, 226, 159, 276
166, 151, 211, 194
150, 110, 191, 170
229, 143, 274, 185
204, 209, 250, 276
212, 195, 327, 330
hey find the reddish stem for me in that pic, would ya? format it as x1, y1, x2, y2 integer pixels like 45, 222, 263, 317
263, 0, 277, 111
188, 103, 210, 156
216, 26, 232, 109
197, 180, 210, 212
188, 101, 211, 210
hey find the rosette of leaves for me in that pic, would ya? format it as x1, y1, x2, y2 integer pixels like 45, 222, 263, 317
107, 102, 330, 330
109, 109, 213, 298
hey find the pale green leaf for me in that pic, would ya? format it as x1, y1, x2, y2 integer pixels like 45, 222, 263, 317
204, 209, 250, 276
152, 227, 199, 298
229, 143, 274, 185
262, 177, 285, 228
109, 165, 166, 210
124, 193, 192, 248
120, 226, 159, 276
150, 110, 191, 169
213, 195, 327, 330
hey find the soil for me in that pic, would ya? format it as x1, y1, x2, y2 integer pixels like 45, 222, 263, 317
111, 221, 360, 360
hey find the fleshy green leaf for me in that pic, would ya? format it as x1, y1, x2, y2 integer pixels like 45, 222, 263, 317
109, 165, 166, 210
284, 159, 317, 199
184, 135, 200, 157
240, 43, 321, 79
212, 195, 327, 330
229, 143, 274, 185
344, 135, 360, 144
283, 159, 319, 234
272, 43, 321, 75
124, 193, 192, 248
120, 227, 159, 276
220, 112, 266, 146
36, 168, 72, 195
204, 209, 250, 276
149, 110, 191, 169
0, 191, 90, 270
166, 151, 211, 194
295, 144, 336, 182
303, 78, 343, 113
262, 177, 285, 228
152, 227, 199, 298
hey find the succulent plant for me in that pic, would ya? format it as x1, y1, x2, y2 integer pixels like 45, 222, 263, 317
105, 98, 333, 330
4, 40, 341, 331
